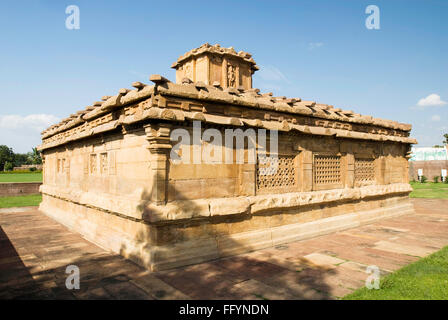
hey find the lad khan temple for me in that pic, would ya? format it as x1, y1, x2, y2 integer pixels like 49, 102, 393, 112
38, 43, 417, 271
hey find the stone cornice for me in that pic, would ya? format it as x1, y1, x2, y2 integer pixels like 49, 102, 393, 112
155, 81, 412, 132
39, 76, 417, 151
38, 90, 417, 152
40, 85, 155, 140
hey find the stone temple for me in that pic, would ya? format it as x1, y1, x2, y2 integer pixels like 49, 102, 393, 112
38, 43, 417, 271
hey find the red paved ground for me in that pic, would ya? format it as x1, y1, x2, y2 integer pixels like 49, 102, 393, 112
1, 198, 447, 299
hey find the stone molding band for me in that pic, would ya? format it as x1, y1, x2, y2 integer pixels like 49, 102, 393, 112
40, 183, 412, 224
38, 104, 417, 152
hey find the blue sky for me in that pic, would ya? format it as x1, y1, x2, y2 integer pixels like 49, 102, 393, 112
0, 0, 447, 153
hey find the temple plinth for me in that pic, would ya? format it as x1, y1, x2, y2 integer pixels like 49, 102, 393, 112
38, 44, 416, 271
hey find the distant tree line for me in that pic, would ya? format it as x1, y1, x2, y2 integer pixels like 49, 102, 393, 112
0, 145, 42, 171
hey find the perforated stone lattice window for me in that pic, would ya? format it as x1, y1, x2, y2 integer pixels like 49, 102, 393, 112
256, 154, 296, 191
355, 158, 375, 182
313, 155, 341, 185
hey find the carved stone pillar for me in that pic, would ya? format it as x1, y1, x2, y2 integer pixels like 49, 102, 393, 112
300, 150, 313, 192
378, 156, 388, 185
239, 163, 256, 196
340, 142, 354, 188
345, 153, 355, 188
377, 143, 386, 185
41, 154, 46, 185
144, 123, 172, 205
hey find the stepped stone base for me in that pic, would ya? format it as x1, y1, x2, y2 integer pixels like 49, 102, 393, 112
39, 192, 413, 271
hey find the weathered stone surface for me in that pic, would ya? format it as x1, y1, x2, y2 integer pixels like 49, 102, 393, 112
373, 240, 434, 257
143, 199, 210, 222
303, 253, 346, 267
37, 44, 416, 273
209, 197, 250, 216
2, 199, 447, 299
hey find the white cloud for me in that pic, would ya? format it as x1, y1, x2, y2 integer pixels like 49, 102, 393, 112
308, 42, 324, 50
0, 114, 60, 152
256, 65, 288, 83
431, 115, 441, 122
0, 114, 60, 132
417, 94, 447, 108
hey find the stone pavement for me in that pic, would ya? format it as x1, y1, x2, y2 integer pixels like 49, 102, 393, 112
1, 198, 447, 300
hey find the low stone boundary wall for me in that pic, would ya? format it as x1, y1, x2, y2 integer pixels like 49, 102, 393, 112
0, 182, 42, 197
409, 160, 448, 181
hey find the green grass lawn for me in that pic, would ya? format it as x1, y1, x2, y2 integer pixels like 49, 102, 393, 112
0, 194, 42, 208
0, 172, 43, 208
343, 246, 448, 300
0, 172, 42, 183
410, 181, 448, 199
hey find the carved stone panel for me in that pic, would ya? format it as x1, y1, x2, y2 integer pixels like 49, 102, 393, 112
100, 152, 108, 175
227, 64, 237, 88
183, 61, 193, 81
90, 154, 97, 174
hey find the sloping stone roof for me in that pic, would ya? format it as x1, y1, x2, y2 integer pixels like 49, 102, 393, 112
39, 49, 416, 151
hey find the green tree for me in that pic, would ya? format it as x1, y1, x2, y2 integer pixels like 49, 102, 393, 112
4, 161, 13, 171
29, 147, 42, 165
13, 153, 29, 166
444, 134, 448, 145
0, 145, 14, 171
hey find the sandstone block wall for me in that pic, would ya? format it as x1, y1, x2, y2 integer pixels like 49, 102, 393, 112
409, 160, 448, 181
37, 43, 416, 271
38, 122, 413, 271
0, 182, 42, 197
